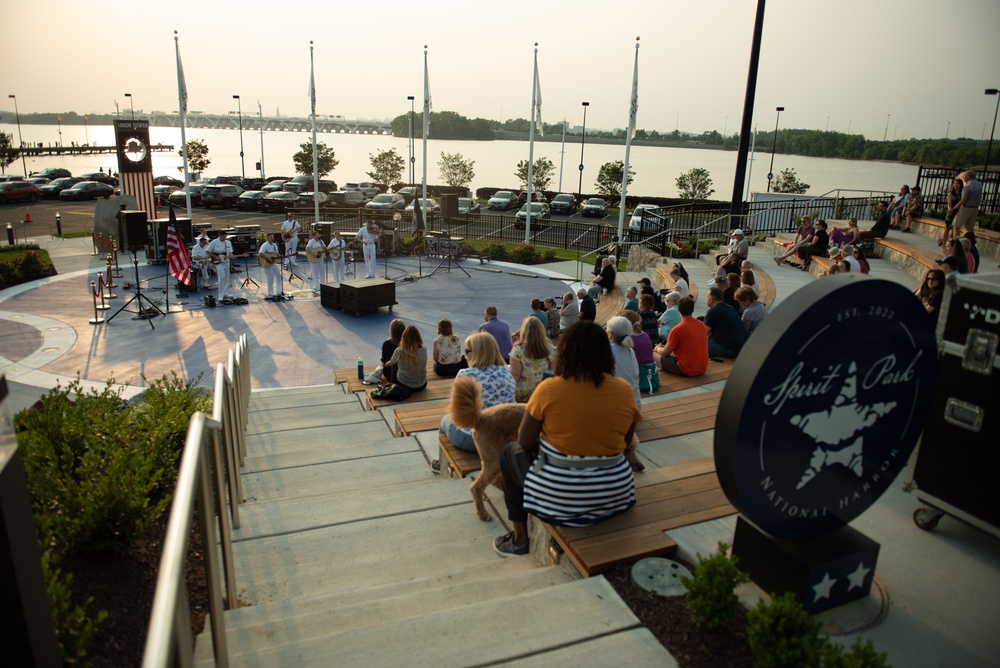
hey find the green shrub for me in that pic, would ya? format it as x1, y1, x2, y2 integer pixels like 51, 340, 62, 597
821, 637, 890, 668
679, 541, 750, 629
18, 251, 56, 281
510, 243, 540, 264
540, 247, 558, 262
978, 212, 1000, 231
43, 551, 107, 667
482, 241, 508, 259
747, 592, 824, 668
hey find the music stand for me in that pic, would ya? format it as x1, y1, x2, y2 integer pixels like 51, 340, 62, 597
428, 229, 470, 278
240, 253, 260, 290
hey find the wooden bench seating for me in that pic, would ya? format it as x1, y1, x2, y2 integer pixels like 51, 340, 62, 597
394, 401, 449, 436
635, 390, 721, 442
437, 433, 482, 479
594, 286, 626, 326
657, 357, 732, 392
753, 266, 776, 308
533, 457, 736, 577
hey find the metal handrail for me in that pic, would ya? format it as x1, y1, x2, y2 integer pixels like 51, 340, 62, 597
142, 334, 250, 668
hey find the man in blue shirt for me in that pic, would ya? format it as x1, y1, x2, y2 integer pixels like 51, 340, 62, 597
479, 305, 512, 362
703, 287, 746, 358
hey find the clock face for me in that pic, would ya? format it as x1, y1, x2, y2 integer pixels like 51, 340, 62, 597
123, 137, 148, 163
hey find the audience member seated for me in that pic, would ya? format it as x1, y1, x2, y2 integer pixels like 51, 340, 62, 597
438, 332, 516, 454
736, 286, 768, 336
918, 269, 946, 325
381, 319, 406, 381
432, 318, 465, 377
851, 245, 871, 274
559, 291, 579, 333
887, 184, 911, 230
775, 216, 815, 266
716, 228, 749, 276
510, 317, 556, 402
587, 256, 617, 301
622, 309, 658, 394
637, 294, 660, 343
577, 288, 597, 322
384, 325, 427, 391
493, 321, 641, 557
829, 218, 859, 248
704, 287, 746, 358
637, 277, 665, 312
740, 268, 759, 296
606, 316, 641, 408
901, 186, 923, 233
544, 297, 561, 339
653, 297, 708, 377
669, 266, 690, 298
529, 298, 548, 330
657, 291, 682, 341
946, 239, 971, 274
959, 237, 976, 273
842, 245, 861, 273
857, 201, 891, 241
479, 305, 513, 362
624, 286, 639, 312
795, 219, 830, 271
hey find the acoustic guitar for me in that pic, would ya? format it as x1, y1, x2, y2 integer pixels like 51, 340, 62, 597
258, 252, 293, 269
281, 223, 301, 242
305, 246, 330, 263
207, 250, 250, 264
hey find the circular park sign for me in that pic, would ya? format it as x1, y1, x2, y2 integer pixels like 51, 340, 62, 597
714, 274, 938, 541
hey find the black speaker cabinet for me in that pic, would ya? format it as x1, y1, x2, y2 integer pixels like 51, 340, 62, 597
121, 210, 148, 251
320, 282, 341, 309
440, 193, 458, 222
145, 216, 192, 262
337, 278, 396, 315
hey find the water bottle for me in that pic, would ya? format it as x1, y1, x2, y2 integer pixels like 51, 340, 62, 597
357, 357, 364, 380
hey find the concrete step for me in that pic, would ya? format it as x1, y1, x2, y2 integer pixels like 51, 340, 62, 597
498, 627, 676, 667
197, 577, 657, 668
194, 566, 572, 664
242, 432, 418, 473
245, 418, 392, 456
241, 447, 430, 504
247, 401, 374, 435
249, 385, 357, 412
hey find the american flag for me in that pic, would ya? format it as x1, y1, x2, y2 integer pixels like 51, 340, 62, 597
120, 171, 157, 220
166, 206, 191, 287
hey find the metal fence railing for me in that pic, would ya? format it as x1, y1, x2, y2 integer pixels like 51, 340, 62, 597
142, 334, 250, 668
916, 165, 999, 215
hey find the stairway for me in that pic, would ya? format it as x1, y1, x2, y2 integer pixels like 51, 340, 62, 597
193, 385, 675, 667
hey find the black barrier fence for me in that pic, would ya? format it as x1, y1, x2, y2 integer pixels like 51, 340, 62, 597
915, 166, 999, 215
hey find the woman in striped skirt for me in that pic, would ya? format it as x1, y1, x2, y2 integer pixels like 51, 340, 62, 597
494, 321, 642, 557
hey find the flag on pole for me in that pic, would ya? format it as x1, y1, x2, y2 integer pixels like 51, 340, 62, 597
166, 206, 192, 287
534, 59, 543, 137
627, 43, 639, 139
309, 52, 317, 117
423, 50, 432, 132
177, 45, 188, 114
412, 196, 425, 235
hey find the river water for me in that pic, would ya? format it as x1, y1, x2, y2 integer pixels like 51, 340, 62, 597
2, 122, 918, 199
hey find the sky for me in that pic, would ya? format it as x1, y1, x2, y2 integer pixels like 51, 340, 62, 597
3, 0, 999, 142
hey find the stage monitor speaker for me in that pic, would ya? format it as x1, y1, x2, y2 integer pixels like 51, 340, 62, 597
121, 210, 149, 252
441, 193, 458, 223
230, 234, 256, 256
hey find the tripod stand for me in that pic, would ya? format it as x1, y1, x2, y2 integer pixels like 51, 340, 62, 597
428, 232, 470, 278
240, 253, 260, 290
107, 256, 165, 330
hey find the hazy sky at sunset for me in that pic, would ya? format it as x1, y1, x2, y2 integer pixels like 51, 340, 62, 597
3, 0, 999, 141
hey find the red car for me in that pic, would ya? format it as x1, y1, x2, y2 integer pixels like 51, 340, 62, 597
0, 181, 41, 203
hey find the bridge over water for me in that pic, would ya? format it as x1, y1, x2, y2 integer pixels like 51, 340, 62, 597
143, 112, 392, 135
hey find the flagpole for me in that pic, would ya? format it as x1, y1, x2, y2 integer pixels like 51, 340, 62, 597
258, 100, 266, 179
558, 118, 566, 192
617, 37, 639, 241
174, 30, 192, 218
310, 41, 320, 224
422, 45, 430, 218
526, 43, 539, 244
745, 123, 757, 195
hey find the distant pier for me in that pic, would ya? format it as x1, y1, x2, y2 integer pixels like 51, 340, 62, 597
19, 144, 175, 157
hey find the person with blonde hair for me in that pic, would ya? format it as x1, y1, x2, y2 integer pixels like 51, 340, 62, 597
606, 316, 641, 408
510, 317, 556, 402
432, 318, 465, 377
438, 332, 516, 457
385, 325, 427, 391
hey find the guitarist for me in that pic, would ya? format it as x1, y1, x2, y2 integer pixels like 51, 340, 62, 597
280, 212, 302, 268
305, 230, 328, 293
258, 232, 284, 299
206, 230, 236, 302
327, 229, 347, 282
358, 220, 379, 279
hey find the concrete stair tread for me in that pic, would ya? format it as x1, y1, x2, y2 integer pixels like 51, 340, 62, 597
497, 627, 676, 667
247, 403, 378, 435
241, 449, 431, 503
194, 566, 573, 663
196, 577, 648, 668
249, 386, 358, 412
245, 419, 392, 454
242, 434, 420, 473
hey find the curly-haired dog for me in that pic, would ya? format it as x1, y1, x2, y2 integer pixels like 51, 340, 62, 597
448, 376, 643, 521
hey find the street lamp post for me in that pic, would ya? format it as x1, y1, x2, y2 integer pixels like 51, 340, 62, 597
124, 93, 134, 121
883, 113, 890, 141
407, 95, 415, 185
766, 106, 784, 193
578, 101, 590, 198
233, 94, 245, 179
984, 89, 999, 173
7, 94, 27, 176
258, 101, 265, 179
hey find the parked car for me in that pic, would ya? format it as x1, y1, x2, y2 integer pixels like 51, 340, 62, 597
261, 180, 288, 194
581, 197, 608, 217
405, 197, 440, 214
168, 183, 207, 207
154, 184, 180, 205
240, 177, 267, 191
487, 190, 518, 210
27, 177, 51, 186
79, 172, 119, 186
629, 203, 660, 231
210, 175, 243, 186
516, 191, 547, 207
457, 197, 481, 214
326, 191, 370, 208
236, 190, 267, 211
283, 176, 337, 194
30, 168, 72, 180
396, 186, 418, 204
0, 175, 25, 182
201, 184, 245, 208
365, 193, 406, 210
549, 193, 577, 214
39, 177, 83, 199
0, 181, 41, 203
343, 181, 381, 198
297, 191, 328, 206
260, 190, 300, 213
154, 175, 184, 188
514, 202, 551, 226
58, 181, 114, 201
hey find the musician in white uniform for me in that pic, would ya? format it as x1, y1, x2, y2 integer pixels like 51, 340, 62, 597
258, 232, 284, 299
206, 230, 235, 301
280, 212, 302, 267
305, 230, 327, 293
358, 220, 379, 278
327, 229, 347, 282
189, 236, 213, 290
